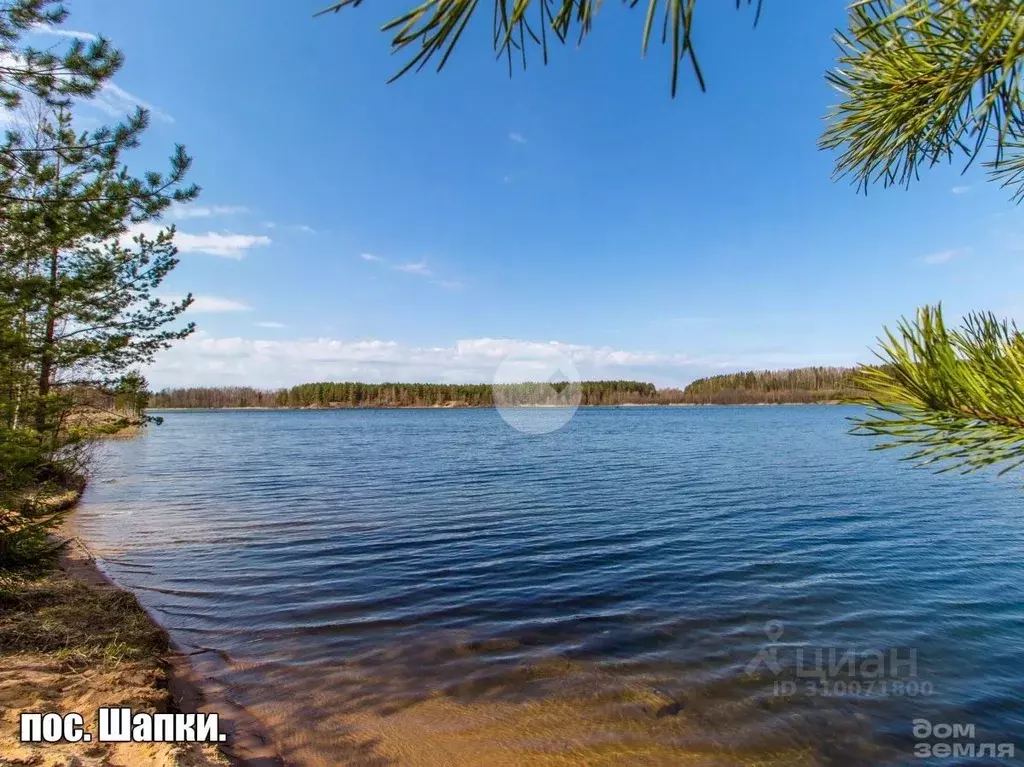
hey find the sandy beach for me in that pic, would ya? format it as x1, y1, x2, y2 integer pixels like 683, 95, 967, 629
0, 532, 280, 767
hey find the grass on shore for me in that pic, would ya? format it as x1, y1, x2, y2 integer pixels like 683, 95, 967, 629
0, 569, 169, 666
0, 561, 231, 767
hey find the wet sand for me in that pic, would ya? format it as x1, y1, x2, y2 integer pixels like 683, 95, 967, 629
29, 539, 852, 766
0, 538, 278, 767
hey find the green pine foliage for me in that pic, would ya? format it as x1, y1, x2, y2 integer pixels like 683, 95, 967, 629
315, 0, 762, 96
0, 103, 196, 435
821, 0, 1024, 201
0, 6, 196, 569
823, 2, 1024, 476
851, 305, 1024, 475
316, 1, 1024, 477
0, 0, 122, 110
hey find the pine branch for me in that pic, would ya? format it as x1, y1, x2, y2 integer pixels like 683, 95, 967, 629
314, 0, 763, 97
850, 305, 1024, 476
0, 0, 122, 110
820, 0, 1024, 200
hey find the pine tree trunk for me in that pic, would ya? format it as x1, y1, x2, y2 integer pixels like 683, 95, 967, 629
34, 242, 59, 433
35, 133, 61, 435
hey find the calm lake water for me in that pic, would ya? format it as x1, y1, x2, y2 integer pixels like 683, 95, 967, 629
75, 407, 1024, 765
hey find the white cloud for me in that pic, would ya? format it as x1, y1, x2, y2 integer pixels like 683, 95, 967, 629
508, 132, 527, 144
30, 24, 98, 41
291, 224, 316, 234
0, 102, 99, 130
144, 333, 858, 390
951, 186, 971, 194
170, 204, 249, 219
394, 261, 432, 276
364, 253, 463, 288
920, 249, 966, 265
93, 82, 174, 123
146, 334, 706, 388
175, 232, 271, 258
435, 279, 464, 290
0, 51, 172, 129
172, 295, 252, 313
255, 321, 287, 329
126, 223, 271, 259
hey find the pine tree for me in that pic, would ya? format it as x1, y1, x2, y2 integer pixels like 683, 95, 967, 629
0, 0, 121, 110
0, 104, 197, 436
1, 1, 123, 206
1, 8, 198, 566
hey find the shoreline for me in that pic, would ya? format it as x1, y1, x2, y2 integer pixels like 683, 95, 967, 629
1, 486, 283, 767
9, 404, 844, 765
63, 535, 285, 767
147, 401, 847, 412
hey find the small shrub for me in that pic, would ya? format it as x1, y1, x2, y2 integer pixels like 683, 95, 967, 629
0, 426, 85, 572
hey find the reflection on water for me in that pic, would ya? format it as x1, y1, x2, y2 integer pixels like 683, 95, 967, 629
75, 407, 1024, 765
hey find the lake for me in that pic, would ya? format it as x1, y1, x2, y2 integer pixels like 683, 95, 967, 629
74, 407, 1024, 765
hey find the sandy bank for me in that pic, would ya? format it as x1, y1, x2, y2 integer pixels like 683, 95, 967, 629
0, 536, 281, 767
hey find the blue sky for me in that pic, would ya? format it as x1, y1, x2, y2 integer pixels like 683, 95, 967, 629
31, 1, 1024, 388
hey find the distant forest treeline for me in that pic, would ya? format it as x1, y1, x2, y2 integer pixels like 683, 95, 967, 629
150, 367, 863, 408
150, 381, 668, 408
680, 366, 861, 405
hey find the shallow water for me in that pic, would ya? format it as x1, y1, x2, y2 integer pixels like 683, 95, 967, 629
76, 407, 1024, 765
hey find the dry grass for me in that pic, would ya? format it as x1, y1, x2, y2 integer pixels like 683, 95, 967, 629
64, 405, 142, 431
0, 565, 230, 767
0, 571, 169, 665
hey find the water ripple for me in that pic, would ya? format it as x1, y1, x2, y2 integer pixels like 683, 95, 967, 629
74, 407, 1024, 765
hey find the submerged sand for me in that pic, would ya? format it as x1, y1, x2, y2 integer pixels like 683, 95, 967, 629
2, 538, 830, 766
